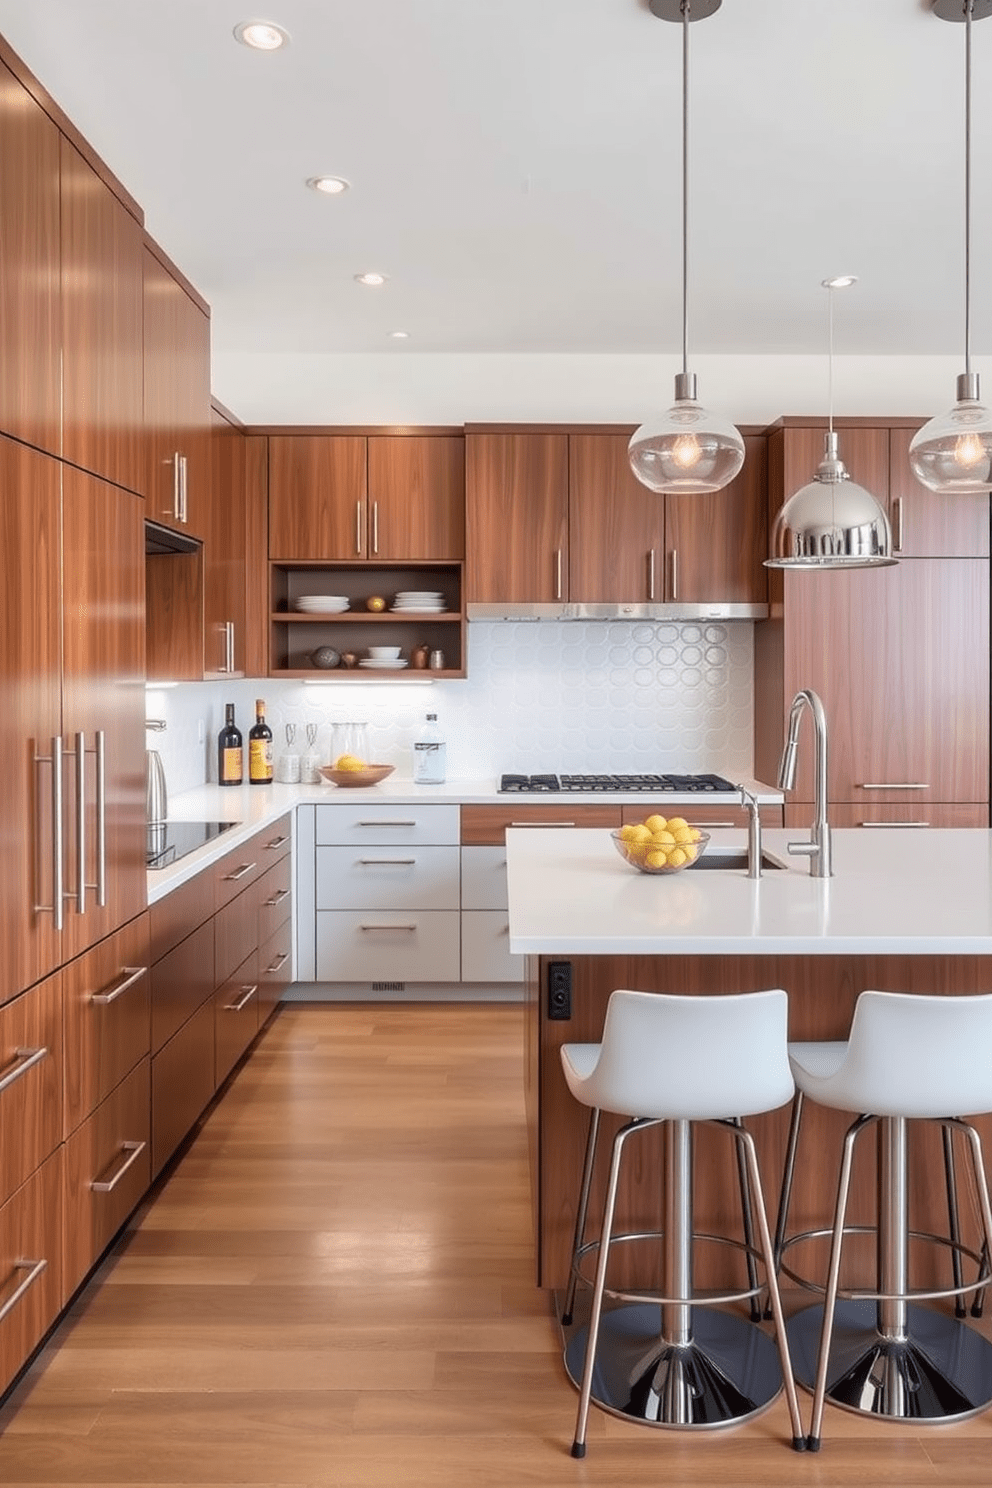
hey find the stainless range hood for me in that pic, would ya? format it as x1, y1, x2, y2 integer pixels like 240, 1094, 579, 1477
466, 601, 768, 621
145, 519, 201, 556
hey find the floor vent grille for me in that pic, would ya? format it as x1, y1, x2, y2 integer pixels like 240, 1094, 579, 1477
371, 981, 406, 993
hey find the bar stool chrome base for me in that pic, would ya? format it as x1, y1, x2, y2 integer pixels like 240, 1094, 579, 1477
788, 1299, 992, 1424
564, 1302, 785, 1429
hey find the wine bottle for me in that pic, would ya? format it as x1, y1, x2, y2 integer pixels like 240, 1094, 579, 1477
249, 698, 274, 785
218, 703, 243, 786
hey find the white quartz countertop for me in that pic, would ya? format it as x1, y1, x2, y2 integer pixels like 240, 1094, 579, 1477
505, 826, 992, 956
148, 776, 777, 904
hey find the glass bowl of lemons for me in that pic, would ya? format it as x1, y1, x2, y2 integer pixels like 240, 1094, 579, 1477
611, 817, 710, 874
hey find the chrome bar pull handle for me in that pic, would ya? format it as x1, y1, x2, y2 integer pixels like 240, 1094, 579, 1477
90, 965, 147, 1006
227, 621, 236, 673
358, 858, 416, 866
359, 922, 416, 932
0, 1046, 48, 1095
91, 1141, 146, 1193
264, 888, 292, 905
34, 735, 64, 930
859, 820, 929, 829
555, 549, 563, 600
648, 549, 656, 601
222, 862, 256, 882
265, 834, 290, 850
859, 782, 929, 791
94, 730, 106, 907
670, 548, 679, 601
171, 452, 182, 521
0, 1259, 47, 1325
223, 984, 257, 1013
265, 952, 290, 974
357, 820, 416, 827
372, 500, 379, 555
356, 501, 363, 554
893, 496, 904, 554
75, 730, 86, 914
509, 820, 576, 828
179, 454, 189, 524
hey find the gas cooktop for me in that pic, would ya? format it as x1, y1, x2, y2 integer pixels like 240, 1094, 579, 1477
146, 819, 238, 869
498, 773, 737, 794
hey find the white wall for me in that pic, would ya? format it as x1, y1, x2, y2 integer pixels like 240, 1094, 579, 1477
146, 619, 754, 800
211, 351, 981, 427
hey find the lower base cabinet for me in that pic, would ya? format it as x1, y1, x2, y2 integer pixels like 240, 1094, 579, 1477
215, 950, 260, 1087
151, 999, 216, 1178
316, 910, 461, 981
63, 1058, 151, 1297
258, 921, 292, 1023
0, 1149, 63, 1397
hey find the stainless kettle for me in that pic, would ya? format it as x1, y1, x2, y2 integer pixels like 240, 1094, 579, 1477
146, 720, 168, 824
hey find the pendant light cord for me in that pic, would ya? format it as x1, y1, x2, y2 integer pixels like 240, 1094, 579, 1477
827, 285, 835, 440
965, 0, 973, 376
681, 1, 690, 381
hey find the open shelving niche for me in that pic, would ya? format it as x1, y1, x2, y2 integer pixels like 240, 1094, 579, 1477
269, 562, 467, 679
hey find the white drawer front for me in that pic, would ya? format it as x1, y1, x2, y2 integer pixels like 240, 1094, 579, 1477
315, 803, 459, 846
316, 911, 460, 981
460, 846, 509, 910
461, 911, 525, 983
316, 846, 460, 910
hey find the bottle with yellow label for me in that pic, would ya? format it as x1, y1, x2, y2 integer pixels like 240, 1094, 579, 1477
248, 699, 273, 785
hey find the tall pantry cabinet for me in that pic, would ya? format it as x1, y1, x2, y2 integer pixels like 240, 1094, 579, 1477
0, 40, 149, 1400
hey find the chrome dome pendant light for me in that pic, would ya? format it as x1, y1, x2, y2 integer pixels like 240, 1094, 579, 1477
909, 0, 992, 494
628, 0, 745, 495
766, 279, 897, 570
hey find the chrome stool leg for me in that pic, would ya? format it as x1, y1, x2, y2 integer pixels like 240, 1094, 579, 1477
765, 1090, 803, 1320
942, 1124, 967, 1319
731, 1117, 763, 1322
561, 1106, 600, 1327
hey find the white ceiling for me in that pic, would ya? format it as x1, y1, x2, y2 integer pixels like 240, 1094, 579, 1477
0, 0, 989, 369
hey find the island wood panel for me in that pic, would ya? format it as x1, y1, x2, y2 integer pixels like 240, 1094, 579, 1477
60, 469, 147, 960
60, 137, 143, 496
0, 60, 60, 457
0, 438, 61, 1001
0, 1148, 63, 1400
567, 433, 665, 603
0, 972, 62, 1210
533, 953, 992, 1294
62, 913, 150, 1137
141, 244, 211, 537
889, 426, 990, 559
465, 432, 569, 603
367, 435, 465, 561
62, 1056, 150, 1299
267, 435, 368, 560
460, 803, 622, 846
666, 434, 769, 604
779, 559, 989, 806
204, 407, 247, 678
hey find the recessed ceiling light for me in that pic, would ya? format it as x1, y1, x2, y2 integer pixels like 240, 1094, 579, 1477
306, 176, 350, 195
389, 330, 410, 339
233, 20, 290, 50
355, 272, 387, 287
821, 275, 857, 289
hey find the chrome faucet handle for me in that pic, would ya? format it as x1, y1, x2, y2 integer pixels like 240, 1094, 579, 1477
145, 718, 167, 731
738, 785, 762, 879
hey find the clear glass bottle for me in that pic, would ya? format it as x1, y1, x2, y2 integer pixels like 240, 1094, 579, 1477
412, 713, 446, 785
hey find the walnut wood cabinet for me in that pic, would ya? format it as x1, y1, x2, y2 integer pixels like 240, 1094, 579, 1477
268, 432, 464, 562
467, 428, 767, 606
60, 137, 144, 497
0, 1148, 63, 1401
204, 405, 249, 678
142, 241, 211, 537
0, 59, 60, 458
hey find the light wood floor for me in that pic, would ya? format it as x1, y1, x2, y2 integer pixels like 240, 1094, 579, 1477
3, 1002, 992, 1485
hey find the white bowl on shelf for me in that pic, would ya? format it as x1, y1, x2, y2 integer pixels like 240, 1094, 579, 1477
367, 646, 401, 660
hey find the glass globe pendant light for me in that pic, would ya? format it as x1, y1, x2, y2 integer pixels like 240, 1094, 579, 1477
766, 279, 897, 570
909, 0, 992, 494
628, 0, 745, 495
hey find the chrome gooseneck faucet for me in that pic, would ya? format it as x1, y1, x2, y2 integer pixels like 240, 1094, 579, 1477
778, 689, 833, 878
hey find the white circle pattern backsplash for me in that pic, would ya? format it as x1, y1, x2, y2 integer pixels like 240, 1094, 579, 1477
150, 620, 755, 792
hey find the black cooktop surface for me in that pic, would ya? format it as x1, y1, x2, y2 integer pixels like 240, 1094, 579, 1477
146, 819, 238, 870
498, 773, 737, 794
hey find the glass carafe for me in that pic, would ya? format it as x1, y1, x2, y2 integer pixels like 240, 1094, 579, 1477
330, 721, 370, 767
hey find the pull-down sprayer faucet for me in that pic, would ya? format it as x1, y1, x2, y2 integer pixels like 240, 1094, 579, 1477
778, 689, 833, 877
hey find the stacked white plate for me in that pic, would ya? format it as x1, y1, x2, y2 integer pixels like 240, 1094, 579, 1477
391, 590, 446, 613
359, 658, 410, 669
295, 595, 349, 613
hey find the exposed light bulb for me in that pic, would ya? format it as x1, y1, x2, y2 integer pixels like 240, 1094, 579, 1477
671, 434, 702, 470
955, 432, 986, 468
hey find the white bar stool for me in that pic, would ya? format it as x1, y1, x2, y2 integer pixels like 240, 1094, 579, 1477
774, 989, 992, 1451
559, 987, 806, 1457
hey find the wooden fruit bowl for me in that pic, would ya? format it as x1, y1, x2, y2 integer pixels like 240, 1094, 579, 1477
319, 764, 395, 788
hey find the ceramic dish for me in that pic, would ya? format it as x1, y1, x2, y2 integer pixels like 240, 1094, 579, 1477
359, 659, 409, 668
319, 764, 395, 788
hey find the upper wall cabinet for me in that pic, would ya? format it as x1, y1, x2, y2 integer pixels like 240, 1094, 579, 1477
267, 433, 465, 562
61, 138, 144, 496
204, 406, 248, 679
142, 242, 212, 537
466, 428, 767, 607
0, 60, 60, 457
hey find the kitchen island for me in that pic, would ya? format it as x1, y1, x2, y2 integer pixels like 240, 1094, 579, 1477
506, 825, 992, 1289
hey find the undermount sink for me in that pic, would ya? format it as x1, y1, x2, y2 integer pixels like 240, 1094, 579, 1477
690, 847, 787, 872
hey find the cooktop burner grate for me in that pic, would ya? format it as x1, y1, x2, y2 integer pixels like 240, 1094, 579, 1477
498, 772, 737, 794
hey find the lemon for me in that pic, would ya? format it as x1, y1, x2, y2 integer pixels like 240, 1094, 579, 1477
667, 816, 688, 832
645, 848, 669, 869
625, 842, 649, 863
334, 753, 367, 771
673, 826, 694, 845
668, 847, 687, 867
619, 823, 640, 843
652, 830, 676, 848
628, 824, 652, 843
644, 814, 668, 833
